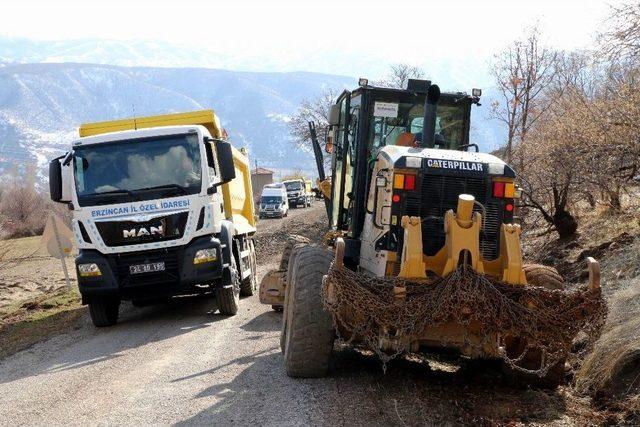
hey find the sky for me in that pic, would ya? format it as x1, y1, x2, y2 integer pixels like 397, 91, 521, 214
0, 0, 628, 82
2, 0, 622, 52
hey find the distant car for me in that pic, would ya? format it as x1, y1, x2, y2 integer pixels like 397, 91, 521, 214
259, 186, 289, 219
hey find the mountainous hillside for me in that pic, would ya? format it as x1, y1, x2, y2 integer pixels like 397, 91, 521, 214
0, 37, 495, 88
0, 63, 353, 177
0, 37, 507, 179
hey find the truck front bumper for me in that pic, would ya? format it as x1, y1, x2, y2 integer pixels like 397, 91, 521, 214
76, 236, 225, 302
260, 210, 283, 218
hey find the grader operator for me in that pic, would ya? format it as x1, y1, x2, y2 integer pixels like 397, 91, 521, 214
270, 79, 605, 385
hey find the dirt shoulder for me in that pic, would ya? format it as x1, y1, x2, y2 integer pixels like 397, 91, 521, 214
0, 236, 83, 359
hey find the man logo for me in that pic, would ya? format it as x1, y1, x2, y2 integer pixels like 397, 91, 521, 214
123, 226, 164, 239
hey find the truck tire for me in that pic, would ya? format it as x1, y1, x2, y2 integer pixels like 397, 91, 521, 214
523, 264, 564, 290
88, 298, 120, 327
280, 244, 305, 350
216, 256, 240, 315
283, 246, 334, 378
240, 240, 257, 297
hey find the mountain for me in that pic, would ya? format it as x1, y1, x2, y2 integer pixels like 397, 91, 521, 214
0, 62, 353, 178
0, 37, 495, 88
0, 38, 507, 180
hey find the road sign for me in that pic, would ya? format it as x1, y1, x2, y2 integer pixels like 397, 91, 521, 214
42, 214, 74, 288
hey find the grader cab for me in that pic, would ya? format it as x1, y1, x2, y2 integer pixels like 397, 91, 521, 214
270, 79, 605, 385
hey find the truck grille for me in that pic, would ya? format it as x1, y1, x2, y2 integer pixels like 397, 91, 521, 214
405, 175, 502, 260
110, 247, 181, 287
96, 211, 188, 247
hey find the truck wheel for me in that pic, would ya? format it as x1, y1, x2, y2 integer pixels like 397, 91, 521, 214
240, 240, 257, 297
88, 298, 120, 327
283, 246, 334, 377
523, 264, 564, 290
216, 256, 240, 315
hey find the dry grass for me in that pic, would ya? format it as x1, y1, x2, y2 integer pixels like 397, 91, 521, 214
0, 287, 84, 359
575, 278, 640, 418
520, 197, 640, 420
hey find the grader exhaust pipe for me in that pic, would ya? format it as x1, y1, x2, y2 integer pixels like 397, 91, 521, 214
422, 84, 441, 148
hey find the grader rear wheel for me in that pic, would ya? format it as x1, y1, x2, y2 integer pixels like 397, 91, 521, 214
283, 246, 334, 377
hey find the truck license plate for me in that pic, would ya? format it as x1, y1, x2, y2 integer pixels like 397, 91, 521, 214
129, 262, 165, 275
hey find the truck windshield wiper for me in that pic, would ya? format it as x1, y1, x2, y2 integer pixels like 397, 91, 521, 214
137, 184, 189, 195
84, 189, 139, 200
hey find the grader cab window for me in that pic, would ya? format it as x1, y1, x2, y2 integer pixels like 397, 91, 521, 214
370, 102, 466, 153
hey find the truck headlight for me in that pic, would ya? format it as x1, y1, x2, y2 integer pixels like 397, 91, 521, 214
78, 263, 102, 277
193, 248, 217, 265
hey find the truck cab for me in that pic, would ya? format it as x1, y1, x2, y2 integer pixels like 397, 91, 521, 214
282, 179, 311, 208
49, 110, 258, 326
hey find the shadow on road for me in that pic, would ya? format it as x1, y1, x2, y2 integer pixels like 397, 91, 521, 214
0, 295, 228, 385
240, 310, 281, 333
173, 344, 570, 426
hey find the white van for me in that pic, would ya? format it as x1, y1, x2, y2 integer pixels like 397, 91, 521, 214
259, 186, 289, 219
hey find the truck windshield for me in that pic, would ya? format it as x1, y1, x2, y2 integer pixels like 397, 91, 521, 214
370, 102, 466, 150
261, 196, 282, 204
284, 182, 302, 191
74, 134, 202, 206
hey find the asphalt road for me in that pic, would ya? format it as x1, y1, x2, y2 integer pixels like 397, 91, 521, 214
0, 203, 593, 426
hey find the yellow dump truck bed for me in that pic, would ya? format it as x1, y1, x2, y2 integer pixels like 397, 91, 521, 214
79, 110, 256, 235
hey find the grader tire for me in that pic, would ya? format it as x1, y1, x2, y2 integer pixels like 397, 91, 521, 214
502, 342, 568, 388
504, 264, 567, 387
523, 264, 564, 290
280, 245, 306, 352
283, 246, 334, 378
279, 235, 310, 270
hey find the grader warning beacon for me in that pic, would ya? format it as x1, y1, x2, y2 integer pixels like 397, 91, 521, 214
263, 79, 605, 385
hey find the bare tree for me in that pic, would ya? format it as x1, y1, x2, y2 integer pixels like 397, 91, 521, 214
491, 26, 557, 163
375, 63, 425, 89
288, 88, 339, 151
599, 2, 640, 61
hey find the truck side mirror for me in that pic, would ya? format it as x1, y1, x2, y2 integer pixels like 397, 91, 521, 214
215, 140, 236, 183
49, 157, 64, 203
328, 104, 340, 126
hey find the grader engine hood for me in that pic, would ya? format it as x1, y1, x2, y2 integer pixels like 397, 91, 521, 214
368, 145, 517, 267
380, 145, 514, 178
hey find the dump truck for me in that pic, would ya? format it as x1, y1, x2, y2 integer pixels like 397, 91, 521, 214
269, 79, 605, 385
48, 110, 258, 326
282, 178, 312, 208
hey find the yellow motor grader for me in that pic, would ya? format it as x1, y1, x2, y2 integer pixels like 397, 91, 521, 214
261, 79, 605, 385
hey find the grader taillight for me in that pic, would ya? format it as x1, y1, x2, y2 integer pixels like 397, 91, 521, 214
492, 181, 515, 198
393, 173, 416, 191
